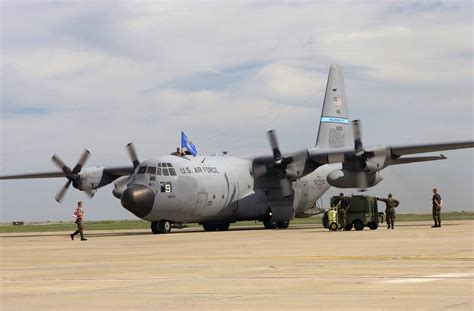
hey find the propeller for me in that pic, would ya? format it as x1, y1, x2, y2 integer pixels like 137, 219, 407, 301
51, 149, 92, 203
126, 142, 140, 170
266, 130, 295, 197
349, 120, 387, 191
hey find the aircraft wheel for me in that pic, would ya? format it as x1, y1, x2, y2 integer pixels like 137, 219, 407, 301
353, 220, 364, 231
150, 221, 159, 234
216, 223, 230, 231
368, 222, 378, 230
158, 220, 171, 233
263, 219, 277, 229
203, 223, 217, 231
329, 222, 338, 231
277, 220, 290, 229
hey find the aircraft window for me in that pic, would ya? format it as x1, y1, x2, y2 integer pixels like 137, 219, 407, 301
162, 168, 170, 176
157, 168, 162, 176
147, 167, 156, 175
166, 163, 173, 167
137, 166, 147, 174
168, 168, 176, 176
157, 163, 162, 167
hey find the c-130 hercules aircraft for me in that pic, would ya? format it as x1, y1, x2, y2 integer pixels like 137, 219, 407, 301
1, 65, 473, 234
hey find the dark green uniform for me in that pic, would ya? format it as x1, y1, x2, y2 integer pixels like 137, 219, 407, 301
432, 193, 442, 227
334, 196, 350, 230
377, 197, 399, 229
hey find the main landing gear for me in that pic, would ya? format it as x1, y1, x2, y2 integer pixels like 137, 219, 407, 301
202, 223, 231, 232
151, 220, 171, 234
263, 219, 290, 229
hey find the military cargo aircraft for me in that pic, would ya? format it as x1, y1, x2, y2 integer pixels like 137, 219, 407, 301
1, 65, 473, 234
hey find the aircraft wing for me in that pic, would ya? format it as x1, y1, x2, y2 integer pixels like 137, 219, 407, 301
0, 171, 65, 180
0, 166, 132, 180
390, 140, 474, 157
390, 155, 447, 165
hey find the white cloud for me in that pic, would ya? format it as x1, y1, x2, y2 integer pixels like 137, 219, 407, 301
1, 1, 472, 221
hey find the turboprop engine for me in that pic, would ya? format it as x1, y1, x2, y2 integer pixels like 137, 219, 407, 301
327, 169, 383, 188
326, 120, 390, 190
112, 176, 130, 199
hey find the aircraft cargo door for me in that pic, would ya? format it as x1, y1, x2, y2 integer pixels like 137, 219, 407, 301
195, 192, 208, 216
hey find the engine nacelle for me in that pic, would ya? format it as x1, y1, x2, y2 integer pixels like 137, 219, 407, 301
78, 167, 117, 192
112, 176, 130, 199
327, 169, 383, 188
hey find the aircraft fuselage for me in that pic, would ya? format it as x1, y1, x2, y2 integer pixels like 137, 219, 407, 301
120, 154, 336, 225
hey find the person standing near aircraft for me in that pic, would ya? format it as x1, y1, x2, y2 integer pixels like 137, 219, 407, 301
334, 193, 350, 230
432, 188, 442, 228
377, 194, 399, 229
70, 201, 87, 241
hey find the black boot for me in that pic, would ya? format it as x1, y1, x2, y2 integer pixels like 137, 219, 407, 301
70, 234, 74, 240
80, 233, 87, 241
431, 223, 438, 228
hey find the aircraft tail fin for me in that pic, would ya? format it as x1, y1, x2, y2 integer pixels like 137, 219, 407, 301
315, 65, 352, 150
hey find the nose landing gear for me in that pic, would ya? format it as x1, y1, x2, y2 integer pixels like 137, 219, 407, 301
151, 220, 171, 234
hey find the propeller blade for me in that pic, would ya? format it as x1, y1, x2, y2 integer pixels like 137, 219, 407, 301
352, 120, 363, 151
279, 178, 293, 197
51, 154, 69, 172
356, 171, 369, 192
126, 142, 140, 169
267, 130, 282, 162
55, 180, 72, 204
72, 149, 91, 174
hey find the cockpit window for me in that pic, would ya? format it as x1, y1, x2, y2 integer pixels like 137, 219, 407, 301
147, 166, 156, 175
137, 166, 147, 174
155, 162, 177, 176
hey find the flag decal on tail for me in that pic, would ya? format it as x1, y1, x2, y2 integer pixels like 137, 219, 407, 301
320, 117, 349, 124
333, 97, 342, 106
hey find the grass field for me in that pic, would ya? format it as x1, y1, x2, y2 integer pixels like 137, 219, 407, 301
0, 212, 472, 233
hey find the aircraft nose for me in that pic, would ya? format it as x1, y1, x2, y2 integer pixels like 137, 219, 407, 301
121, 185, 155, 218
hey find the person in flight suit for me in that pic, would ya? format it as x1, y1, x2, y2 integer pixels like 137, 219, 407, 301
70, 201, 87, 241
377, 194, 400, 229
334, 193, 350, 230
432, 188, 442, 228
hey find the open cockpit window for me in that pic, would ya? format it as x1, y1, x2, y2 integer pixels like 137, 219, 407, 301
137, 166, 147, 174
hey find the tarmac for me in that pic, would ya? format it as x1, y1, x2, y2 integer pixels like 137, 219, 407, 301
1, 220, 473, 310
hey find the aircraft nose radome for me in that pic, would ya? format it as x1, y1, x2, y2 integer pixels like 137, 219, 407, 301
121, 185, 155, 218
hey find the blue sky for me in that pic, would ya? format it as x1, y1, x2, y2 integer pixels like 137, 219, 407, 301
1, 1, 472, 221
